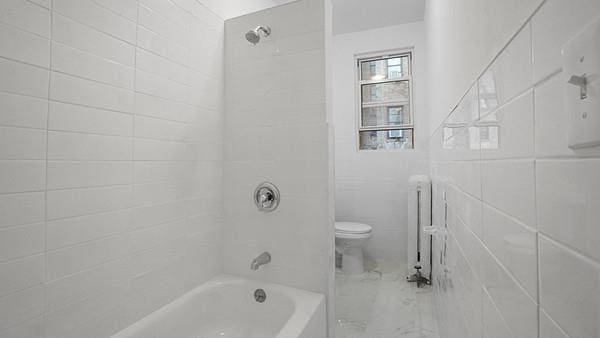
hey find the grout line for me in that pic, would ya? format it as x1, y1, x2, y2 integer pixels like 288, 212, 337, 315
428, 0, 550, 139
539, 232, 600, 268
43, 0, 54, 317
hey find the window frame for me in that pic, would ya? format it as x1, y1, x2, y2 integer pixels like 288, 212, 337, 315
355, 50, 415, 151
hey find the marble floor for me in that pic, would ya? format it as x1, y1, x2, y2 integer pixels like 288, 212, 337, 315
335, 261, 439, 338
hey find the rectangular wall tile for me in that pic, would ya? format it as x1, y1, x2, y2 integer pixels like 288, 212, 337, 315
0, 92, 47, 129
0, 254, 44, 298
0, 223, 44, 262
53, 0, 136, 43
48, 101, 132, 137
0, 0, 50, 37
46, 185, 132, 220
481, 160, 535, 227
52, 14, 135, 67
0, 22, 50, 67
0, 126, 46, 159
47, 131, 132, 161
46, 209, 131, 250
0, 161, 45, 194
0, 58, 49, 98
537, 159, 600, 262
51, 42, 135, 89
539, 236, 600, 338
47, 161, 132, 190
482, 203, 537, 298
49, 72, 135, 113
0, 192, 45, 228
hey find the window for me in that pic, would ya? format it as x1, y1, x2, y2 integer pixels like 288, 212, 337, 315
357, 52, 414, 150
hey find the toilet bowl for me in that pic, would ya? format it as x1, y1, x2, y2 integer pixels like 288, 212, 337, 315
335, 222, 372, 274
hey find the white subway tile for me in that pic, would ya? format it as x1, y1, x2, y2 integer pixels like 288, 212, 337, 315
0, 223, 44, 262
132, 181, 184, 207
48, 101, 132, 137
0, 285, 44, 330
0, 254, 44, 297
134, 139, 187, 161
135, 70, 189, 104
51, 42, 135, 90
43, 283, 127, 338
0, 192, 44, 228
0, 126, 46, 160
134, 115, 187, 142
0, 0, 50, 37
47, 161, 132, 190
531, 0, 600, 82
46, 185, 131, 220
0, 160, 45, 194
137, 26, 188, 66
482, 247, 538, 338
52, 14, 135, 67
131, 200, 186, 229
138, 4, 188, 48
133, 161, 186, 184
534, 73, 574, 158
480, 90, 534, 159
0, 22, 49, 67
0, 92, 47, 129
540, 309, 569, 338
539, 235, 600, 338
481, 160, 536, 227
45, 258, 130, 312
482, 288, 514, 338
49, 72, 135, 113
46, 233, 130, 281
134, 92, 195, 122
0, 58, 49, 98
93, 0, 138, 22
136, 48, 188, 85
537, 159, 600, 262
479, 25, 533, 107
130, 218, 186, 253
47, 209, 131, 250
47, 131, 132, 161
53, 0, 136, 44
482, 203, 537, 298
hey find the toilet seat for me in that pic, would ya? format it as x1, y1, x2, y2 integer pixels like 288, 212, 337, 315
335, 222, 372, 239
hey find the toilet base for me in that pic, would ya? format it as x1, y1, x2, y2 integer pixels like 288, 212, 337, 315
341, 245, 364, 274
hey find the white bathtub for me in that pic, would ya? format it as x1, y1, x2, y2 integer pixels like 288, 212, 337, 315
113, 275, 326, 338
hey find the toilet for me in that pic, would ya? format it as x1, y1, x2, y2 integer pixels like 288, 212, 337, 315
335, 222, 372, 274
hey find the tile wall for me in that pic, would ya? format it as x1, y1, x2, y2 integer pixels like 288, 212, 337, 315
0, 0, 225, 336
429, 0, 600, 337
223, 0, 331, 295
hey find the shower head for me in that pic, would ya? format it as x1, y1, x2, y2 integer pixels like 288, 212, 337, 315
245, 26, 271, 45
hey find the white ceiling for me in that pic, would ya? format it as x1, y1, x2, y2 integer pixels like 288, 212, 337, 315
332, 0, 425, 35
198, 0, 426, 34
197, 0, 297, 20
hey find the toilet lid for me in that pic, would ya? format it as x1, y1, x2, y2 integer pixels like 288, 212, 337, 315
335, 222, 372, 234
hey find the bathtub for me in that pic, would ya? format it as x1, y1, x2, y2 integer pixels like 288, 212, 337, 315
112, 275, 326, 338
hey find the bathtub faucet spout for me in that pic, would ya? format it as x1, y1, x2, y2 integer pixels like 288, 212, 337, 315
250, 252, 271, 270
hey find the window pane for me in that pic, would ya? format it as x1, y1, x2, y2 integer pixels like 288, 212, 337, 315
361, 104, 410, 127
359, 129, 413, 150
361, 81, 409, 104
360, 55, 409, 80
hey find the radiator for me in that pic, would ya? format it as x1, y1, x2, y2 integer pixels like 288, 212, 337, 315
407, 175, 432, 282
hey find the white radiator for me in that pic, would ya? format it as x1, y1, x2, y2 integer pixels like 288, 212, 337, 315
407, 175, 432, 281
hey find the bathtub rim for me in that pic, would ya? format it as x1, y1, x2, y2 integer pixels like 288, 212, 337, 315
111, 274, 325, 338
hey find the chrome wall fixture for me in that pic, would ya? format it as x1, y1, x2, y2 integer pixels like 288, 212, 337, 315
245, 26, 271, 45
254, 182, 280, 212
